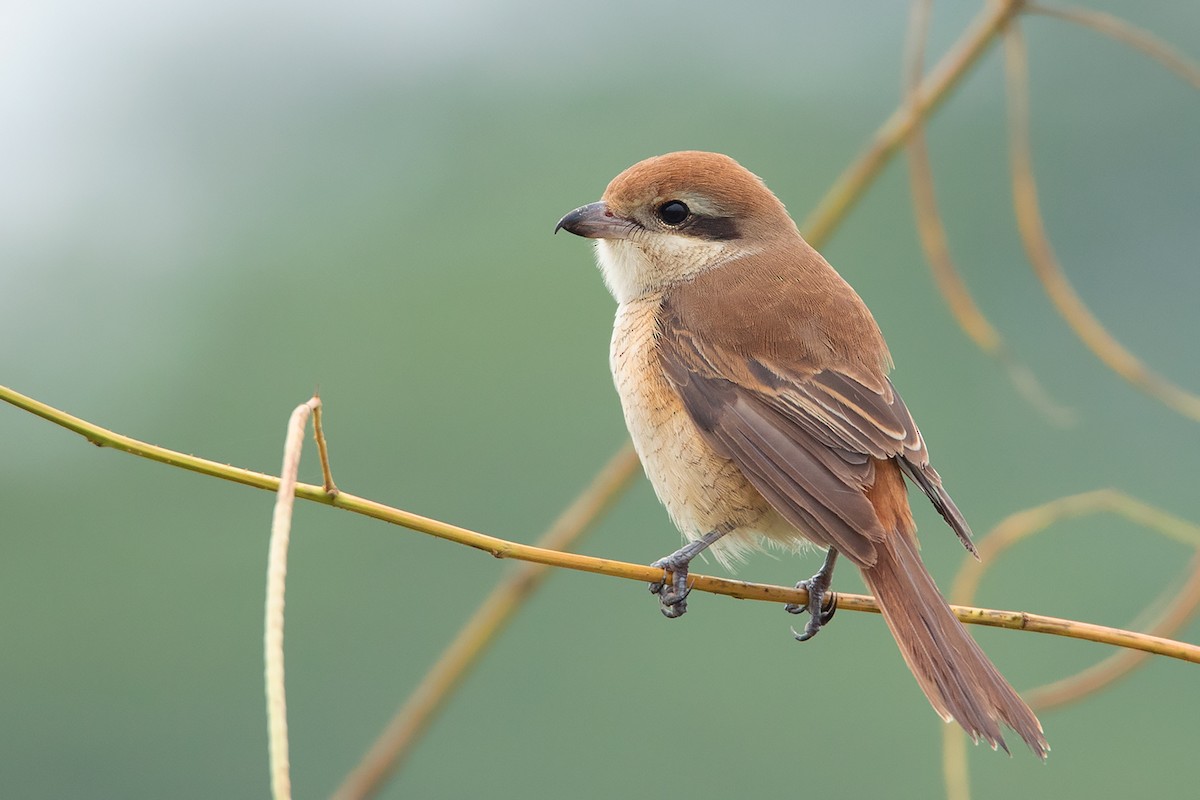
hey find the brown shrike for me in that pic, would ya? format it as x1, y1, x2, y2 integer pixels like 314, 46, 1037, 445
556, 151, 1047, 758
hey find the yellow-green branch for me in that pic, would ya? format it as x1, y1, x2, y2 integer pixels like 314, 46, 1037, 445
3, 383, 1198, 665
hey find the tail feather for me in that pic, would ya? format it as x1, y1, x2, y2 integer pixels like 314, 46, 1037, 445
862, 530, 1048, 758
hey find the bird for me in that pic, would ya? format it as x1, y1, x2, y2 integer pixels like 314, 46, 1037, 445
555, 150, 1047, 758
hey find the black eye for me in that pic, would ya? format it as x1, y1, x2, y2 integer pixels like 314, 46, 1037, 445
656, 200, 689, 226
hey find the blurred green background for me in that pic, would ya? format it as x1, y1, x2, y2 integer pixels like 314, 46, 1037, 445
3, 1, 1198, 797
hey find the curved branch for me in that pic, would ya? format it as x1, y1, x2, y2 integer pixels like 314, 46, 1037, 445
3, 384, 1198, 665
902, 0, 1073, 425
1004, 19, 1200, 421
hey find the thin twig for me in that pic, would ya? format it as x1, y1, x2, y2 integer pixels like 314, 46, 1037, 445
332, 444, 640, 800
266, 396, 320, 800
312, 394, 338, 496
801, 0, 1026, 244
2, 384, 1198, 664
1004, 19, 1200, 422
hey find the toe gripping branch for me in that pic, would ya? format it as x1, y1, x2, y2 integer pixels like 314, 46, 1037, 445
647, 532, 839, 636
648, 526, 730, 619
785, 548, 839, 642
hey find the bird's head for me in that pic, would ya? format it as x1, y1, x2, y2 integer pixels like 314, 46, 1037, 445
556, 151, 798, 302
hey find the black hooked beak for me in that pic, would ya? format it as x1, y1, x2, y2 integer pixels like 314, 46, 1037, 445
554, 201, 637, 239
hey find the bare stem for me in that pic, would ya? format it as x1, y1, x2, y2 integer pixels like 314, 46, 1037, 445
312, 395, 338, 496
2, 384, 1198, 664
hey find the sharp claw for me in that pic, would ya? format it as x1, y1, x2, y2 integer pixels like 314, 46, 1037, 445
820, 592, 838, 625
790, 624, 819, 643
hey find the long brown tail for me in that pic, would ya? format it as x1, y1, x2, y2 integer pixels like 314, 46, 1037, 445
861, 527, 1048, 758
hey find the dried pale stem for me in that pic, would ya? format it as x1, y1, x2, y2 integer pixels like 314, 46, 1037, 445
331, 443, 639, 800
801, 0, 1026, 245
1004, 21, 1200, 422
266, 396, 320, 800
1026, 2, 1200, 90
902, 0, 1072, 425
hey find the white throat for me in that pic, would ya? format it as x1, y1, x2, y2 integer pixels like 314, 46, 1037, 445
594, 236, 745, 304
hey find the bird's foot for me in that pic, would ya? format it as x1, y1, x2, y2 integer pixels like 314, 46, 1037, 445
785, 548, 839, 641
647, 527, 730, 619
649, 552, 693, 618
785, 579, 837, 641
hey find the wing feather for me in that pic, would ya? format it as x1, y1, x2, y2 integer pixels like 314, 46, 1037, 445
658, 288, 974, 564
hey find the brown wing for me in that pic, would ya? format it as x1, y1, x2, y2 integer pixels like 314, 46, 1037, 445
657, 254, 974, 566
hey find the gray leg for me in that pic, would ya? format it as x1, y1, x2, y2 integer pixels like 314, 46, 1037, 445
785, 548, 839, 641
649, 527, 730, 618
